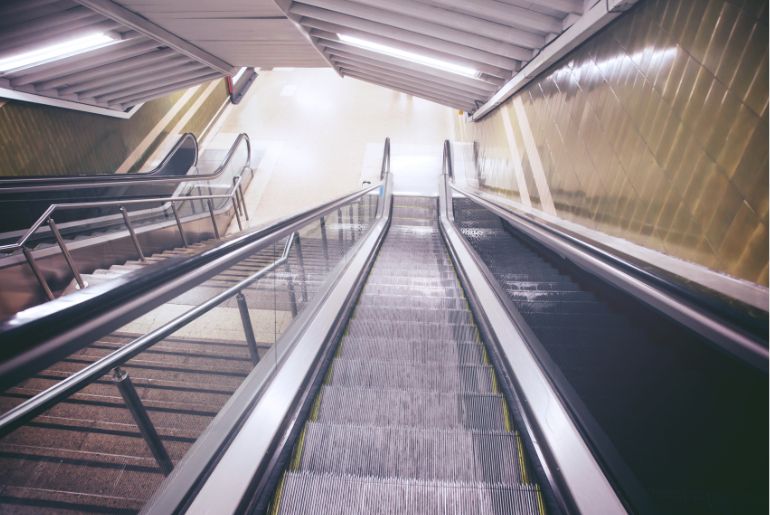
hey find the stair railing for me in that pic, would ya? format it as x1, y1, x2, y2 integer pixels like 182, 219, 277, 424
0, 134, 253, 301
0, 183, 383, 475
0, 176, 247, 300
0, 231, 291, 473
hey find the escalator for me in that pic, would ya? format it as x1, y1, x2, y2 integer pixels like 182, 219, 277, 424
270, 195, 544, 514
0, 133, 254, 318
450, 195, 768, 514
0, 133, 199, 234
0, 139, 765, 514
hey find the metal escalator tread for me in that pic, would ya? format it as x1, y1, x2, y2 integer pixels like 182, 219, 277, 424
299, 423, 524, 484
274, 196, 543, 514
316, 387, 507, 430
278, 472, 541, 515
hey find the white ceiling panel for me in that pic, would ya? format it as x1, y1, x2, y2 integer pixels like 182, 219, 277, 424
115, 0, 326, 69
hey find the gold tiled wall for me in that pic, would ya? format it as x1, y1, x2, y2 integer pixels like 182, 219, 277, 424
0, 79, 228, 176
459, 0, 768, 285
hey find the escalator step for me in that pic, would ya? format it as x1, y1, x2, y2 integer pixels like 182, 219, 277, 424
328, 360, 495, 393
345, 320, 478, 341
338, 339, 484, 364
276, 472, 541, 515
316, 387, 507, 430
353, 307, 473, 325
356, 294, 466, 310
298, 423, 524, 484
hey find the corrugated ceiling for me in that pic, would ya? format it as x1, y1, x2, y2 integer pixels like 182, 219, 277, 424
0, 0, 610, 115
0, 0, 230, 112
277, 0, 588, 112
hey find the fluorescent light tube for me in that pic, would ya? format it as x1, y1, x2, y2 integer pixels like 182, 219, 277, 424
0, 32, 116, 73
231, 67, 247, 83
337, 33, 478, 78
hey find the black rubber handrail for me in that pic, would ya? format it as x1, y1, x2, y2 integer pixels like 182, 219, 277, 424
0, 133, 245, 193
0, 133, 197, 189
0, 181, 383, 391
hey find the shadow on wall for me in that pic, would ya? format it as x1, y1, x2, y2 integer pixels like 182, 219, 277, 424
458, 0, 768, 286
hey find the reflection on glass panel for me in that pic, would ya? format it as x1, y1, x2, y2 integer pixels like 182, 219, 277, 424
0, 189, 382, 510
458, 0, 768, 284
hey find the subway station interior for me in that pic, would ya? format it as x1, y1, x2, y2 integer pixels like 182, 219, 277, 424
0, 0, 767, 513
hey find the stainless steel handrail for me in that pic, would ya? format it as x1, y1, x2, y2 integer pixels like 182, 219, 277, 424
0, 133, 250, 193
1, 134, 252, 300
5, 178, 246, 300
0, 182, 242, 253
0, 182, 384, 470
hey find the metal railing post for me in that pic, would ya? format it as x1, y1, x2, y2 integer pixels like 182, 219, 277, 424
284, 235, 298, 317
170, 203, 188, 247
112, 367, 173, 475
22, 247, 54, 300
358, 198, 363, 229
319, 216, 329, 264
337, 208, 344, 244
207, 199, 221, 239
48, 218, 85, 289
235, 292, 261, 365
348, 205, 355, 242
233, 199, 243, 232
294, 234, 308, 303
120, 207, 145, 262
232, 177, 244, 217
237, 183, 249, 221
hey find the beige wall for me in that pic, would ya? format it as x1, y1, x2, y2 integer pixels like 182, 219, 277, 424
458, 0, 768, 286
216, 68, 455, 227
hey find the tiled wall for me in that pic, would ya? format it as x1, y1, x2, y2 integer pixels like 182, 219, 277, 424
0, 78, 228, 176
458, 0, 768, 286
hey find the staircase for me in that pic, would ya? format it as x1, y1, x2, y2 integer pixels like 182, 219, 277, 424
0, 202, 375, 513
272, 196, 544, 514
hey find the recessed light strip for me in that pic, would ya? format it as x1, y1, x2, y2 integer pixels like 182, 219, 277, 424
0, 32, 117, 73
337, 33, 478, 78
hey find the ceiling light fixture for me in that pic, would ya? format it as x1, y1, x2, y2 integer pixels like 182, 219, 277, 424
337, 34, 478, 78
0, 32, 117, 73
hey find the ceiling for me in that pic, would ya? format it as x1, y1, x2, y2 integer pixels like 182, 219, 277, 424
0, 0, 615, 115
114, 0, 327, 68
0, 0, 232, 113
276, 0, 590, 112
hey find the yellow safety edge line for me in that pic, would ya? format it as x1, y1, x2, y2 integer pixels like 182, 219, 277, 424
516, 431, 529, 484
